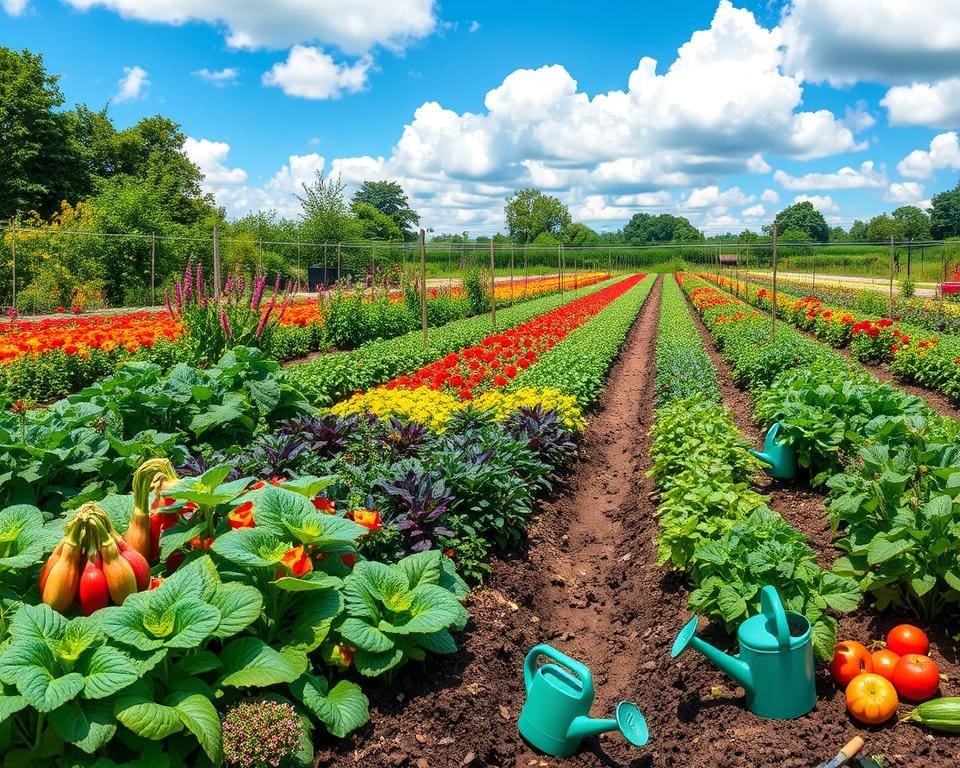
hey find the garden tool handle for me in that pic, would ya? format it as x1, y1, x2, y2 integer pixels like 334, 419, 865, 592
839, 736, 864, 759
523, 644, 593, 694
760, 585, 790, 647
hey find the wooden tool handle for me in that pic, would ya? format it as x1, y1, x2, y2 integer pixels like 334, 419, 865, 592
840, 737, 865, 759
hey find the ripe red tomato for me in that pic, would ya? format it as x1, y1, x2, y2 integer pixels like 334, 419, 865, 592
892, 654, 940, 701
871, 649, 900, 681
830, 640, 873, 686
886, 624, 929, 656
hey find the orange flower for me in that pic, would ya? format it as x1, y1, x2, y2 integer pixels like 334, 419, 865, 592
352, 509, 383, 532
278, 545, 313, 578
312, 496, 335, 513
228, 500, 255, 529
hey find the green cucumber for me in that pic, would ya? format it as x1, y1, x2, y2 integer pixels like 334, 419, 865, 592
902, 697, 960, 732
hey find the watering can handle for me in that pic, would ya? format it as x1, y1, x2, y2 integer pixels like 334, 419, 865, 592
767, 422, 782, 444
523, 644, 593, 695
760, 586, 791, 647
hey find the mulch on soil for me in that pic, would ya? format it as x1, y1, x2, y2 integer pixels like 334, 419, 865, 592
318, 275, 959, 768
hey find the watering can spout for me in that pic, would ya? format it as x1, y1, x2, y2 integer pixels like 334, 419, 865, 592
748, 448, 772, 465
566, 715, 619, 742
671, 617, 754, 694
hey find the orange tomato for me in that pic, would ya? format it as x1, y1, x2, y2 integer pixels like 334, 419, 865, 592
830, 640, 873, 685
846, 673, 899, 725
871, 648, 900, 681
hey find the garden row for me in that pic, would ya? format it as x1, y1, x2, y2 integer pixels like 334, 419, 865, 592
679, 273, 960, 622
649, 275, 858, 658
0, 274, 653, 766
0, 270, 611, 404
742, 269, 960, 335
702, 272, 960, 403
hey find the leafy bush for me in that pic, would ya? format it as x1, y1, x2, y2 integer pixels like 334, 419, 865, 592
655, 275, 719, 405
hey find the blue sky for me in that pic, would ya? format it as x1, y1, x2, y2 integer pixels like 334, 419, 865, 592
3, 0, 960, 234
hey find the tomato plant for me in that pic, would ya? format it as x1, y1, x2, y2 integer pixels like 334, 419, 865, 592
892, 654, 940, 701
887, 624, 929, 656
846, 673, 899, 724
830, 641, 873, 685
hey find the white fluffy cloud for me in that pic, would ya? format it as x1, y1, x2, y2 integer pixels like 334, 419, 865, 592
1, 0, 28, 15
773, 161, 886, 190
742, 204, 766, 218
793, 194, 839, 213
881, 78, 960, 128
192, 67, 239, 87
60, 0, 436, 53
197, 1, 877, 232
897, 132, 960, 179
885, 182, 927, 204
183, 138, 247, 185
112, 66, 149, 104
682, 186, 751, 210
761, 188, 780, 204
781, 0, 960, 85
262, 46, 371, 99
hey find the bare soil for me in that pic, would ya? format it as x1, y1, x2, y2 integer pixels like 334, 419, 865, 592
317, 274, 960, 768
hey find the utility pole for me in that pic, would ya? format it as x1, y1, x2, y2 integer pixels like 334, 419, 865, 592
151, 233, 157, 306
419, 229, 428, 347
771, 222, 778, 343
10, 226, 16, 309
489, 238, 497, 329
889, 235, 895, 317
212, 225, 222, 300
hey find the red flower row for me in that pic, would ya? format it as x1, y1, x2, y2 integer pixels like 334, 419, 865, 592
385, 274, 646, 399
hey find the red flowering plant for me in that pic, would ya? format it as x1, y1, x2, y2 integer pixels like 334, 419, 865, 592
385, 274, 645, 401
848, 318, 904, 363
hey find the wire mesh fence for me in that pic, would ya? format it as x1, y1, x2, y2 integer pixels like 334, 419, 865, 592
2, 223, 959, 314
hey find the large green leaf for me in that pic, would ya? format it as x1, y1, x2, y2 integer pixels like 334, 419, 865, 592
218, 638, 300, 688
867, 536, 913, 565
0, 505, 50, 571
211, 529, 289, 568
49, 699, 117, 754
287, 590, 343, 652
0, 693, 28, 724
171, 693, 221, 765
9, 603, 67, 644
353, 648, 405, 677
338, 618, 394, 653
208, 582, 263, 638
115, 700, 183, 740
0, 639, 84, 712
394, 550, 442, 590
79, 646, 139, 700
390, 585, 465, 635
292, 674, 369, 738
159, 555, 220, 603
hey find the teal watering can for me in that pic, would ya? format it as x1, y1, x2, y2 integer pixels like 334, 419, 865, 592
749, 422, 797, 480
517, 645, 649, 757
671, 585, 816, 720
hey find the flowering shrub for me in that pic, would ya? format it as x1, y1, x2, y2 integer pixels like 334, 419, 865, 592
330, 385, 585, 433
222, 699, 306, 768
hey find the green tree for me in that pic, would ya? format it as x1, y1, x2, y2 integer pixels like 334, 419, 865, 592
504, 188, 572, 243
828, 226, 849, 242
769, 201, 829, 243
298, 171, 353, 244
891, 205, 932, 241
866, 214, 905, 242
622, 213, 702, 244
929, 184, 960, 239
352, 180, 419, 238
563, 222, 600, 247
0, 47, 88, 220
351, 201, 403, 241
848, 219, 869, 241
